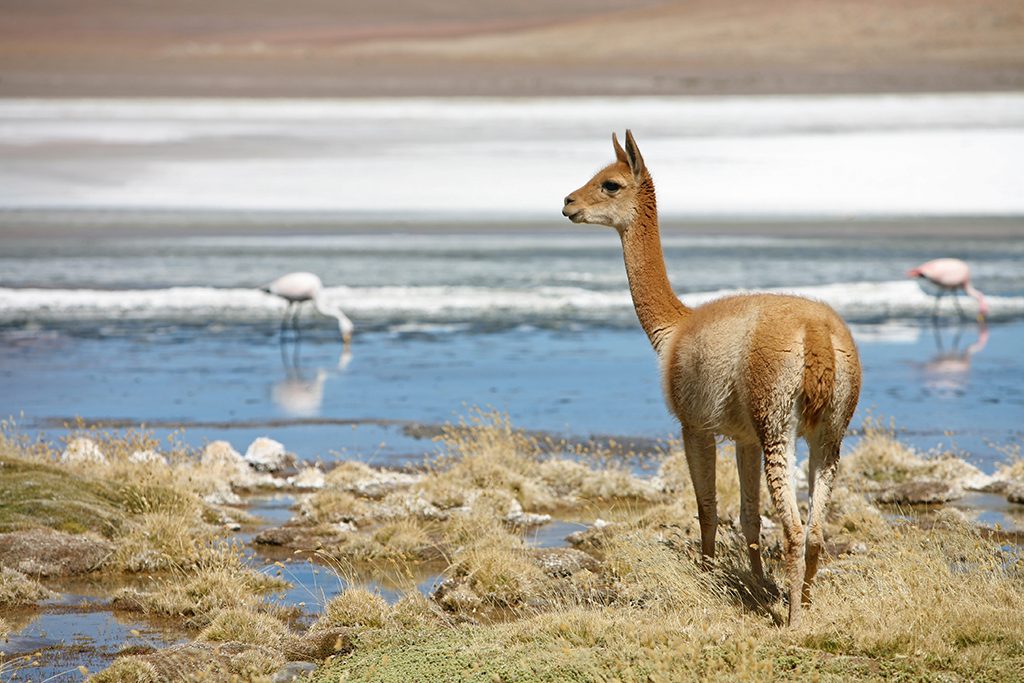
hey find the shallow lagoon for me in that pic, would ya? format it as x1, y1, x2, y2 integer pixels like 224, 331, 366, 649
2, 316, 1021, 471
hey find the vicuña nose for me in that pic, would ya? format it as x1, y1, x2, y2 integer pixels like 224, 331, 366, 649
563, 195, 575, 206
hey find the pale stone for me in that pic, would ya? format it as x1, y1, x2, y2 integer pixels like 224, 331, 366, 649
244, 437, 288, 472
201, 440, 244, 468
290, 466, 326, 490
203, 488, 242, 506
129, 449, 166, 465
60, 437, 105, 464
1007, 483, 1024, 505
506, 510, 551, 527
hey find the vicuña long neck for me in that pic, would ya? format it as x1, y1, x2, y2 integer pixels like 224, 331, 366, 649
619, 176, 689, 351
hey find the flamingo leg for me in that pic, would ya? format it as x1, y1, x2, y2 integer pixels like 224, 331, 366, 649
291, 305, 303, 368
280, 302, 294, 336
932, 290, 944, 321
952, 291, 966, 321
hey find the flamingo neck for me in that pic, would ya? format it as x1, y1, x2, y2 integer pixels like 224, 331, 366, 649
964, 283, 989, 317
618, 174, 690, 351
314, 292, 354, 338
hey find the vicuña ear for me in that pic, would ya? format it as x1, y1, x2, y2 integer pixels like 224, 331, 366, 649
624, 129, 645, 180
612, 132, 628, 163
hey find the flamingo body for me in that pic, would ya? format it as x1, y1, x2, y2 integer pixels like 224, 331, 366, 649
261, 272, 354, 343
264, 272, 324, 303
907, 258, 988, 318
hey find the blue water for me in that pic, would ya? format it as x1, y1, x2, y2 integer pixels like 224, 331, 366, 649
2, 311, 1020, 472
1, 229, 1022, 470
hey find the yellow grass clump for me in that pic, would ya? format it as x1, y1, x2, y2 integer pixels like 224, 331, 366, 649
841, 417, 983, 491
111, 544, 293, 629
317, 587, 392, 629
0, 567, 55, 606
198, 608, 292, 648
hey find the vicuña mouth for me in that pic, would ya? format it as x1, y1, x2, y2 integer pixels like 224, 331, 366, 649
564, 211, 584, 223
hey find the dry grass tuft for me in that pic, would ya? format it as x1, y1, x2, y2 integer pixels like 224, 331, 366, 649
112, 544, 293, 629
317, 588, 392, 630
804, 521, 1024, 670
87, 657, 160, 683
0, 567, 56, 606
112, 511, 219, 573
197, 608, 292, 648
842, 417, 983, 491
89, 642, 285, 683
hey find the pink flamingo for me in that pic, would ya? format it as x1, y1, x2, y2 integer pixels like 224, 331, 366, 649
907, 258, 989, 320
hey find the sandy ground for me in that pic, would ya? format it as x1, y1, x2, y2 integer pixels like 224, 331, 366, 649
1, 0, 1023, 97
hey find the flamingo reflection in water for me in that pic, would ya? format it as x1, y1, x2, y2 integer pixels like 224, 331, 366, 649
261, 272, 354, 417
917, 319, 989, 395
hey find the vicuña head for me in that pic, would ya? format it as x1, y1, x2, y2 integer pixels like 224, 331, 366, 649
562, 130, 652, 232
561, 131, 862, 628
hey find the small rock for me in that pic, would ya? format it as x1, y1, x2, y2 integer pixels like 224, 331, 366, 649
222, 521, 241, 532
961, 472, 999, 493
530, 548, 599, 577
244, 437, 289, 472
593, 518, 612, 529
433, 580, 483, 613
567, 522, 617, 551
293, 628, 355, 659
203, 440, 282, 490
203, 488, 242, 506
1007, 483, 1024, 505
875, 479, 962, 505
348, 471, 422, 499
827, 540, 868, 556
506, 510, 552, 527
201, 440, 244, 468
60, 437, 105, 464
334, 521, 358, 533
272, 661, 318, 682
974, 478, 1009, 495
290, 466, 326, 490
253, 527, 299, 546
129, 449, 167, 465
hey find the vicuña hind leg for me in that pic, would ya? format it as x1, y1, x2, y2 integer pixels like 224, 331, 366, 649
682, 428, 718, 566
735, 441, 765, 583
761, 415, 804, 626
803, 431, 841, 606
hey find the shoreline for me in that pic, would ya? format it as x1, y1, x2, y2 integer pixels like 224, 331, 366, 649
3, 212, 1023, 239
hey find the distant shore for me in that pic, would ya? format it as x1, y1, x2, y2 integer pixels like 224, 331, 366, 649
1, 0, 1022, 98
2, 210, 1022, 240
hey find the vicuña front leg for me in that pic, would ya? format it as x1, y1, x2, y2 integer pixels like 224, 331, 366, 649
736, 441, 766, 584
762, 423, 805, 627
682, 429, 718, 567
803, 433, 841, 606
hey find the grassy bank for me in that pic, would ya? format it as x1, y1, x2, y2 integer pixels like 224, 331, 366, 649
1, 415, 1022, 681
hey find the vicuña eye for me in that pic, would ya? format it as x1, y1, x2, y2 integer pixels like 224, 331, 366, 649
602, 181, 621, 193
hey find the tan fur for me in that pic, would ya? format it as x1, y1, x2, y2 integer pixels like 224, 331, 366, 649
563, 131, 862, 627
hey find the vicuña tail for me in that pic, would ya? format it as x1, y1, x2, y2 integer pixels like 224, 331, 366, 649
801, 324, 835, 428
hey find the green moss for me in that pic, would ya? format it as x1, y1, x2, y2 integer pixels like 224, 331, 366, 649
0, 457, 126, 537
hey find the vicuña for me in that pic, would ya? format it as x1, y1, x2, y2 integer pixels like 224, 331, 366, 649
562, 130, 861, 626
